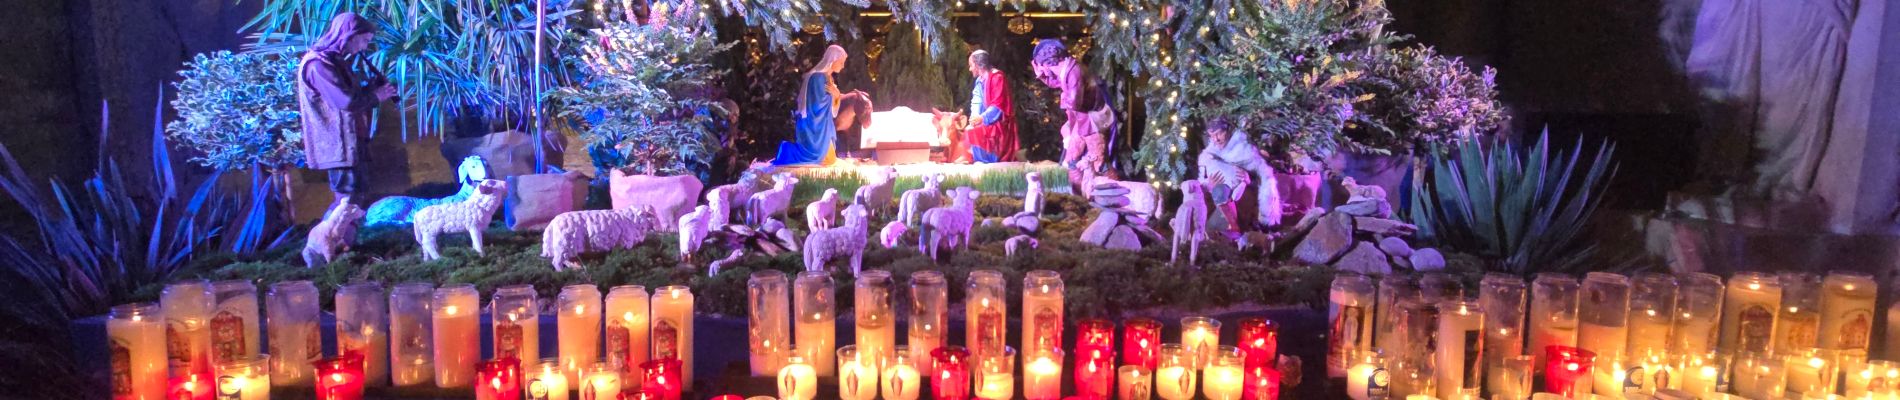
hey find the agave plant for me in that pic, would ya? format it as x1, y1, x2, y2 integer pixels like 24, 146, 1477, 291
1410, 129, 1618, 275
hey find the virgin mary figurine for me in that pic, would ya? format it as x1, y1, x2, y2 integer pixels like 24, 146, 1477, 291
774, 45, 871, 166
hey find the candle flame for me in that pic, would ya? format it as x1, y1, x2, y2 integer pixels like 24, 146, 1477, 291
1645, 309, 1657, 317
1566, 363, 1579, 372
670, 290, 681, 299
980, 298, 990, 307
1809, 357, 1825, 368
1788, 306, 1800, 313
445, 306, 459, 315
623, 312, 635, 322
1747, 283, 1761, 290
574, 305, 585, 315
332, 373, 347, 383
1845, 283, 1858, 291
1040, 284, 1049, 293
1700, 366, 1717, 378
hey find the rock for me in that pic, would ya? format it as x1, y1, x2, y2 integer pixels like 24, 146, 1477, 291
1288, 208, 1328, 236
1004, 212, 1040, 234
1092, 195, 1131, 209
1335, 200, 1391, 218
442, 130, 541, 179
1093, 182, 1129, 192
1354, 216, 1420, 237
1335, 242, 1393, 275
1104, 226, 1143, 250
1410, 248, 1447, 271
1080, 213, 1120, 244
1378, 237, 1414, 258
1122, 213, 1149, 226
1133, 225, 1166, 244
1293, 212, 1355, 265
981, 218, 998, 227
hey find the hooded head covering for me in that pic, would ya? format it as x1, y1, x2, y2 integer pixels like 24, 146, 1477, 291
796, 45, 848, 117
310, 12, 375, 54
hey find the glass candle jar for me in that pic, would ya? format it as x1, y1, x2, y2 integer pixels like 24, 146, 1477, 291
215, 353, 270, 400
932, 346, 972, 400
1077, 318, 1117, 355
1419, 272, 1464, 303
837, 345, 878, 400
1671, 273, 1723, 358
1493, 354, 1533, 400
1329, 273, 1376, 378
1376, 273, 1420, 351
776, 353, 816, 400
492, 284, 541, 365
1181, 316, 1222, 370
313, 353, 366, 400
792, 271, 836, 378
1528, 274, 1580, 375
973, 346, 1014, 400
475, 358, 521, 400
1156, 344, 1199, 400
164, 279, 216, 380
881, 346, 922, 400
966, 270, 1008, 360
210, 280, 260, 365
1203, 350, 1244, 400
431, 284, 480, 389
1676, 352, 1727, 398
1393, 298, 1440, 385
267, 280, 321, 386
1478, 273, 1525, 397
639, 358, 683, 400
388, 283, 434, 387
1124, 318, 1164, 371
650, 285, 694, 384
1023, 348, 1064, 400
1578, 272, 1631, 395
1781, 347, 1836, 397
1119, 365, 1154, 400
605, 285, 650, 384
908, 271, 947, 378
1721, 272, 1783, 354
1435, 300, 1484, 399
336, 282, 389, 386
527, 358, 570, 400
1238, 317, 1279, 371
748, 270, 790, 377
1543, 346, 1596, 398
1819, 271, 1876, 354
1776, 272, 1822, 353
1626, 274, 1677, 360
556, 284, 602, 384
582, 362, 623, 400
1731, 351, 1785, 399
1022, 270, 1065, 358
1346, 350, 1388, 400
109, 302, 168, 400
1075, 345, 1115, 398
856, 270, 897, 370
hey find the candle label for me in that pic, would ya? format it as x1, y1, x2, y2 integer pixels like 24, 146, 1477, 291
211, 311, 245, 363
581, 379, 599, 400
779, 371, 799, 397
1838, 309, 1873, 349
1782, 314, 1818, 351
1739, 303, 1775, 352
1328, 304, 1365, 372
1654, 366, 1671, 389
166, 320, 192, 374
653, 318, 680, 360
303, 322, 322, 362
396, 319, 428, 359
110, 338, 132, 397
1032, 306, 1061, 352
1460, 329, 1481, 389
528, 378, 551, 400
607, 321, 631, 367
1624, 365, 1645, 391
1367, 367, 1390, 398
496, 320, 523, 360
976, 308, 1003, 355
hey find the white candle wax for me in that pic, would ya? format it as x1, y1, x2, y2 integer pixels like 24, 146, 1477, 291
1627, 309, 1671, 356
582, 367, 621, 400
389, 283, 434, 387
1819, 272, 1876, 353
529, 361, 571, 400
1579, 322, 1629, 395
1721, 273, 1782, 354
838, 348, 878, 400
974, 371, 1012, 399
1022, 270, 1064, 358
109, 303, 168, 400
214, 355, 271, 400
881, 363, 921, 400
1025, 353, 1062, 399
432, 285, 480, 389
909, 271, 947, 378
1679, 360, 1719, 397
1202, 363, 1243, 400
1435, 301, 1484, 399
605, 285, 650, 384
163, 280, 215, 379
1783, 350, 1833, 397
856, 270, 897, 372
651, 285, 696, 384
794, 313, 834, 378
1119, 366, 1154, 400
1182, 318, 1222, 370
1156, 366, 1197, 400
1347, 353, 1389, 400
558, 285, 602, 384
777, 357, 817, 400
1671, 273, 1723, 359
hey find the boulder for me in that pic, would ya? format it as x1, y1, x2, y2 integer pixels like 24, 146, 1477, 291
1122, 213, 1149, 226
1354, 216, 1420, 237
506, 171, 590, 231
1092, 195, 1131, 209
1104, 226, 1143, 250
1092, 185, 1132, 197
1287, 207, 1329, 237
1335, 200, 1391, 219
1003, 212, 1040, 234
1335, 242, 1394, 275
1080, 213, 1120, 244
607, 170, 704, 231
1410, 248, 1447, 271
1378, 237, 1414, 258
1293, 212, 1355, 265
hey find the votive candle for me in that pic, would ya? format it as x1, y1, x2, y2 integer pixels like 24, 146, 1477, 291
388, 283, 434, 387
476, 358, 522, 400
314, 354, 366, 400
1819, 271, 1876, 354
1124, 318, 1163, 371
932, 346, 972, 400
605, 285, 650, 384
431, 284, 480, 389
856, 270, 898, 370
1022, 270, 1065, 358
838, 345, 878, 400
1776, 272, 1822, 352
1156, 344, 1198, 400
1544, 346, 1595, 398
908, 271, 947, 378
973, 346, 1014, 400
650, 285, 695, 384
1731, 352, 1785, 399
214, 354, 270, 400
558, 284, 603, 384
1782, 347, 1834, 397
1479, 273, 1526, 397
1720, 272, 1782, 354
336, 282, 389, 386
169, 373, 213, 400
792, 272, 835, 378
1670, 273, 1723, 359
1203, 351, 1244, 400
163, 280, 216, 380
493, 285, 542, 367
1676, 352, 1726, 397
1493, 355, 1533, 400
529, 358, 571, 400
748, 271, 790, 376
1024, 348, 1063, 400
1346, 350, 1387, 400
1528, 274, 1580, 375
1244, 364, 1281, 400
881, 346, 921, 400
210, 280, 261, 364
1181, 317, 1222, 370
1435, 300, 1484, 399
1577, 272, 1630, 395
1376, 273, 1419, 351
109, 302, 168, 400
267, 280, 321, 387
1119, 366, 1154, 400
1238, 317, 1279, 371
639, 358, 682, 400
966, 270, 1008, 359
1329, 273, 1376, 378
582, 362, 623, 400
1626, 274, 1676, 360
778, 354, 817, 400
1075, 345, 1115, 398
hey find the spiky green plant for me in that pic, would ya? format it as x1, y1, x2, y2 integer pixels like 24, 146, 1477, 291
1410, 129, 1618, 275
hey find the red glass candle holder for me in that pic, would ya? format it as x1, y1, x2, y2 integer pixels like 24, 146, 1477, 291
1238, 317, 1279, 370
1074, 348, 1115, 398
167, 373, 214, 400
476, 358, 521, 400
1243, 364, 1282, 400
639, 359, 683, 400
617, 390, 660, 400
1544, 345, 1596, 398
709, 396, 743, 400
1122, 318, 1162, 371
314, 353, 367, 400
1077, 319, 1115, 351
932, 346, 972, 400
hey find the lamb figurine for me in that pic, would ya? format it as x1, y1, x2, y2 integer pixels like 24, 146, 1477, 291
677, 205, 714, 263
853, 166, 899, 216
896, 173, 947, 225
879, 221, 907, 249
805, 188, 841, 232
302, 203, 365, 268
540, 204, 660, 270
414, 179, 509, 261
1004, 235, 1039, 258
705, 163, 772, 228
1171, 179, 1210, 266
918, 187, 980, 260
365, 155, 488, 227
802, 204, 872, 274
746, 173, 798, 226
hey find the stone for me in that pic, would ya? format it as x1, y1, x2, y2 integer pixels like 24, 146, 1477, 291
1335, 241, 1394, 275
1105, 226, 1143, 250
1378, 237, 1414, 258
1003, 211, 1041, 234
441, 130, 541, 179
1093, 186, 1132, 197
1354, 216, 1420, 237
1092, 195, 1131, 209
1122, 213, 1149, 226
1286, 207, 1329, 236
1293, 212, 1355, 265
1410, 248, 1447, 271
1335, 200, 1389, 218
1080, 212, 1120, 244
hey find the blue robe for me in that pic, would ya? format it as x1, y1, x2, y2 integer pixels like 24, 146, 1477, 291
773, 73, 836, 166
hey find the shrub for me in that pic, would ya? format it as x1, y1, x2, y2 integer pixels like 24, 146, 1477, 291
167, 51, 303, 171
1350, 46, 1508, 155
552, 22, 732, 177
1410, 129, 1617, 274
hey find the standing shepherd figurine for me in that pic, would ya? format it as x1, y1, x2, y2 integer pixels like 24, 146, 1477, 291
299, 12, 400, 215
1030, 39, 1116, 198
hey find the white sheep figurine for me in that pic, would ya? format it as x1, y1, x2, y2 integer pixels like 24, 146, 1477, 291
762, 218, 798, 249
853, 166, 899, 216
805, 188, 840, 232
803, 204, 872, 274
896, 173, 947, 225
303, 203, 364, 268
1171, 179, 1210, 266
1005, 235, 1039, 258
540, 204, 661, 270
414, 179, 509, 261
746, 173, 798, 226
705, 163, 771, 227
879, 220, 907, 249
677, 205, 714, 263
918, 187, 980, 260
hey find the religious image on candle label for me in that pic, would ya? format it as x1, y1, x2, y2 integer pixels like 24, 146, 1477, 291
166, 321, 190, 372
303, 322, 322, 362
211, 311, 244, 363
581, 380, 599, 400
1624, 366, 1644, 391
607, 322, 630, 366
1329, 304, 1365, 371
844, 367, 863, 398
976, 309, 1003, 354
1841, 310, 1872, 349
1654, 366, 1671, 389
1739, 304, 1775, 352
1033, 307, 1061, 351
1783, 314, 1818, 350
496, 321, 523, 359
1461, 330, 1481, 388
1368, 368, 1390, 398
111, 338, 131, 396
654, 319, 680, 360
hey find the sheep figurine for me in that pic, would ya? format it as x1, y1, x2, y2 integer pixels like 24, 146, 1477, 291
746, 173, 799, 226
879, 221, 907, 249
539, 204, 660, 270
705, 163, 772, 228
366, 156, 488, 227
918, 187, 980, 260
805, 188, 841, 232
853, 166, 899, 216
677, 205, 714, 263
413, 179, 509, 261
896, 173, 947, 225
802, 204, 872, 274
302, 203, 365, 268
1005, 235, 1039, 258
1171, 179, 1210, 266
762, 218, 798, 250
